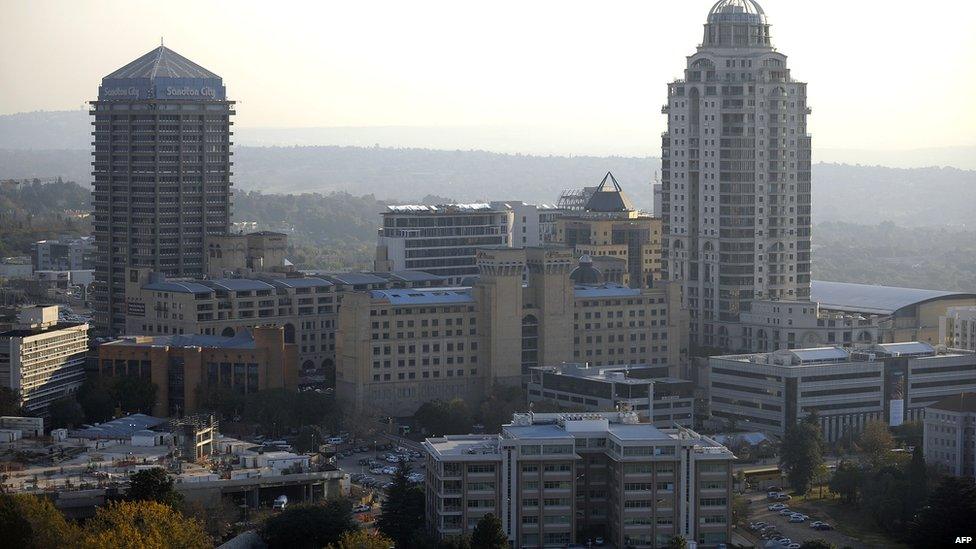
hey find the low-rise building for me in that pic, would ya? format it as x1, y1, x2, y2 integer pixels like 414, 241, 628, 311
941, 306, 976, 352
96, 325, 297, 417
709, 342, 976, 442
735, 298, 880, 352
526, 363, 695, 428
423, 411, 734, 548
0, 306, 89, 415
923, 393, 976, 478
32, 237, 95, 272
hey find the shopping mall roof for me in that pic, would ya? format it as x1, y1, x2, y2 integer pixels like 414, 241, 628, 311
811, 280, 976, 316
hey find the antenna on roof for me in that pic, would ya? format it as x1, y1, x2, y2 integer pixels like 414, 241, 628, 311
160, 36, 164, 46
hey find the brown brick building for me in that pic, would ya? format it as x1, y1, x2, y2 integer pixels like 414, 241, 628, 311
96, 325, 297, 417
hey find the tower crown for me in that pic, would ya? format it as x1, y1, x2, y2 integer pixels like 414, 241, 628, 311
98, 46, 226, 101
703, 0, 772, 49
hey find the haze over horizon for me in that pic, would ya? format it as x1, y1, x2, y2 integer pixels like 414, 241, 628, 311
2, 0, 975, 158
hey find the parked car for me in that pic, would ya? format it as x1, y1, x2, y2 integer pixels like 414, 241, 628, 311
778, 508, 793, 516
768, 503, 785, 511
814, 523, 833, 531
788, 515, 806, 523
272, 495, 288, 511
352, 503, 372, 513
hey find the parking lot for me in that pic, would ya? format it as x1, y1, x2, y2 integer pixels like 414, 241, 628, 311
334, 442, 425, 494
745, 492, 863, 548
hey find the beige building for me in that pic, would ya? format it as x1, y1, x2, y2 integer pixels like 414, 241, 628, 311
0, 306, 89, 414
123, 266, 447, 384
924, 393, 976, 478
554, 173, 663, 289
941, 306, 976, 352
423, 411, 734, 548
336, 247, 688, 417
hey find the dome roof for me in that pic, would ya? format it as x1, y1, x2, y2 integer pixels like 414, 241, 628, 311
707, 0, 766, 24
585, 172, 636, 213
570, 254, 603, 285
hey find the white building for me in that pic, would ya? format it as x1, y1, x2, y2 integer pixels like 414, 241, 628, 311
662, 0, 812, 348
374, 203, 513, 282
0, 306, 89, 414
924, 393, 976, 478
736, 298, 879, 352
941, 306, 976, 352
709, 342, 976, 442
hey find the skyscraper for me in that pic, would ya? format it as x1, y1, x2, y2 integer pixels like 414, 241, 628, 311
91, 46, 233, 335
661, 0, 811, 349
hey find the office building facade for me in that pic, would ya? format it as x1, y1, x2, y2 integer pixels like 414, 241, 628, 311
96, 325, 297, 417
709, 342, 976, 442
0, 306, 89, 414
941, 306, 976, 352
526, 363, 695, 428
91, 46, 234, 335
662, 0, 812, 348
32, 237, 95, 272
924, 393, 976, 478
337, 247, 688, 417
423, 411, 734, 548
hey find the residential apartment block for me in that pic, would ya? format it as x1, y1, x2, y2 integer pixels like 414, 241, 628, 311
91, 46, 233, 335
941, 306, 976, 352
32, 237, 95, 272
423, 411, 734, 548
337, 247, 688, 417
709, 342, 976, 442
526, 363, 695, 428
662, 0, 812, 347
924, 393, 976, 478
0, 306, 89, 414
96, 325, 297, 417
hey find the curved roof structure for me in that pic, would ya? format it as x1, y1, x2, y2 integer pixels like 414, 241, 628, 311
811, 280, 976, 316
585, 172, 636, 213
707, 0, 767, 24
570, 254, 602, 285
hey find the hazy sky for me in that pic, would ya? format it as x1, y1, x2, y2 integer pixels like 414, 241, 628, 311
2, 0, 975, 153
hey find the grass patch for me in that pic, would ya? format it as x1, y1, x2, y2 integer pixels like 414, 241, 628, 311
790, 496, 909, 549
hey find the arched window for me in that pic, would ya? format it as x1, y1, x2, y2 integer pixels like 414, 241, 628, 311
221, 327, 235, 338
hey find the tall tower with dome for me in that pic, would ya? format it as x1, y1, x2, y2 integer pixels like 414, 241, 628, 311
661, 0, 812, 350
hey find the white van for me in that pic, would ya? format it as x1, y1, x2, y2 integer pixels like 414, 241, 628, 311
272, 495, 288, 511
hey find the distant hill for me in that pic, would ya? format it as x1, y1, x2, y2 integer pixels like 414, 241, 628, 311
2, 110, 976, 224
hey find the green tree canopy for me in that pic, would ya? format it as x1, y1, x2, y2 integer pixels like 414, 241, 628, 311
470, 513, 507, 549
799, 540, 835, 549
780, 413, 825, 494
0, 493, 80, 549
857, 420, 895, 467
908, 476, 976, 549
47, 396, 85, 429
261, 499, 357, 549
79, 500, 209, 549
377, 461, 426, 547
126, 468, 183, 508
414, 398, 473, 435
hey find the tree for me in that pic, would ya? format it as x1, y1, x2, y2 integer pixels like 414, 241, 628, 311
414, 399, 473, 435
0, 493, 80, 548
780, 413, 825, 494
47, 396, 85, 429
261, 499, 357, 549
908, 444, 928, 504
667, 535, 688, 549
478, 385, 526, 433
857, 420, 895, 467
127, 468, 183, 508
799, 540, 835, 549
77, 378, 115, 423
377, 461, 426, 547
829, 460, 863, 504
110, 376, 157, 415
0, 387, 23, 416
328, 529, 393, 549
907, 476, 976, 548
79, 500, 209, 549
470, 513, 507, 549
732, 494, 750, 525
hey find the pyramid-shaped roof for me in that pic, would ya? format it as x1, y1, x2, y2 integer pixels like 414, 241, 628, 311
585, 172, 636, 213
104, 46, 220, 80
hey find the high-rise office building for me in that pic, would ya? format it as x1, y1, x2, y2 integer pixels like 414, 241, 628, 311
661, 0, 811, 349
91, 46, 234, 335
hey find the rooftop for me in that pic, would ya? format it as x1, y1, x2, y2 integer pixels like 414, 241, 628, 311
104, 46, 220, 80
532, 363, 658, 385
811, 280, 976, 316
384, 203, 494, 213
574, 282, 642, 298
370, 287, 475, 306
204, 279, 275, 293
423, 435, 501, 458
70, 413, 168, 440
106, 330, 259, 350
325, 272, 389, 286
265, 277, 333, 289
707, 0, 767, 24
928, 393, 976, 414
584, 172, 636, 214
